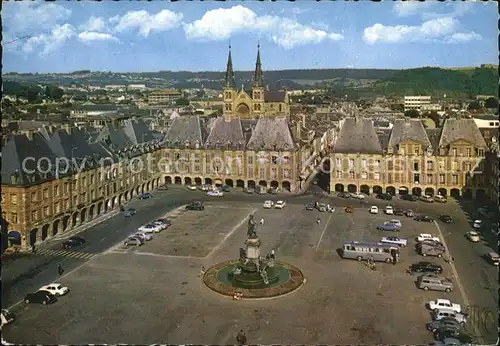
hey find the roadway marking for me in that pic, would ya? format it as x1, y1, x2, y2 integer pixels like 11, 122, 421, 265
205, 208, 258, 259
34, 248, 95, 260
315, 213, 334, 251
130, 251, 203, 259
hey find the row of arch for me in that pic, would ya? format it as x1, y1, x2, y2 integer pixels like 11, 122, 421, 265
164, 176, 292, 191
333, 183, 486, 200
11, 178, 163, 247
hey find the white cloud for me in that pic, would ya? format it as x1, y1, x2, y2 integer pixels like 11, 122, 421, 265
393, 1, 438, 17
78, 31, 119, 43
111, 10, 183, 37
183, 5, 343, 49
363, 17, 481, 44
80, 16, 106, 32
23, 23, 75, 56
6, 2, 71, 30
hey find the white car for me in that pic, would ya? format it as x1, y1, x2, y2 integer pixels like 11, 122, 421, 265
370, 206, 379, 214
427, 299, 462, 313
138, 224, 162, 233
380, 236, 408, 247
188, 185, 197, 191
385, 206, 394, 215
132, 232, 153, 241
417, 233, 441, 243
200, 184, 211, 191
263, 200, 274, 209
351, 192, 365, 200
39, 283, 69, 296
152, 220, 169, 230
207, 190, 224, 197
274, 200, 286, 209
466, 231, 480, 243
473, 220, 483, 229
386, 219, 402, 228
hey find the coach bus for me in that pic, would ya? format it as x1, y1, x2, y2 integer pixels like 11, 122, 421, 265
341, 240, 400, 263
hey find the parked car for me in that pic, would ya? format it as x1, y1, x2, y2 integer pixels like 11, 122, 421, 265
61, 236, 86, 249
344, 206, 353, 213
405, 209, 415, 217
486, 252, 499, 265
417, 234, 441, 242
420, 194, 434, 203
132, 232, 153, 241
200, 184, 211, 191
417, 275, 454, 292
401, 194, 418, 201
439, 215, 453, 223
427, 299, 462, 313
376, 193, 392, 200
387, 219, 402, 228
244, 187, 254, 194
466, 231, 480, 243
415, 215, 434, 222
409, 261, 443, 274
385, 206, 394, 215
153, 219, 171, 229
138, 193, 153, 199
124, 208, 136, 217
432, 309, 467, 325
377, 223, 400, 232
350, 192, 365, 200
1, 309, 15, 326
39, 283, 69, 296
417, 241, 446, 258
157, 185, 169, 191
337, 192, 351, 199
317, 203, 333, 212
305, 203, 315, 211
187, 185, 197, 191
369, 206, 379, 214
473, 220, 483, 229
185, 201, 204, 211
380, 236, 407, 247
138, 224, 162, 233
24, 291, 57, 305
274, 200, 286, 209
393, 207, 404, 216
221, 185, 231, 192
207, 190, 224, 197
427, 316, 461, 333
124, 237, 144, 247
263, 200, 274, 209
434, 195, 447, 203
268, 187, 278, 194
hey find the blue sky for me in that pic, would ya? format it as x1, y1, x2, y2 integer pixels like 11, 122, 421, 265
3, 1, 496, 73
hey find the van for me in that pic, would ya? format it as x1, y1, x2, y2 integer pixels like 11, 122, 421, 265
417, 275, 454, 292
420, 195, 434, 203
417, 242, 446, 258
434, 195, 447, 203
432, 309, 467, 325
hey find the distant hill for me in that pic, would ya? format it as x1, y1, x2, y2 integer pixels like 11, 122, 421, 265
3, 66, 497, 97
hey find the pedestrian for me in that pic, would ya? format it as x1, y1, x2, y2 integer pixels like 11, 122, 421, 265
236, 330, 247, 345
260, 217, 264, 225
316, 217, 321, 225
31, 243, 36, 253
57, 264, 64, 276
271, 248, 275, 259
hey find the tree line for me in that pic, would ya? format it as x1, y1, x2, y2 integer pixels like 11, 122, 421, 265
3, 81, 64, 103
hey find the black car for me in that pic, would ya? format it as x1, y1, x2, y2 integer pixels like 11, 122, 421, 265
124, 208, 136, 217
157, 185, 169, 190
394, 208, 404, 216
440, 215, 453, 223
337, 192, 350, 199
62, 236, 86, 249
268, 188, 278, 194
221, 185, 231, 192
305, 203, 315, 211
414, 215, 434, 222
376, 193, 392, 200
24, 291, 57, 305
185, 201, 204, 211
244, 187, 254, 194
400, 194, 418, 201
409, 261, 443, 274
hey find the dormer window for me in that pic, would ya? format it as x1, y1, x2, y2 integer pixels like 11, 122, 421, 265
387, 147, 393, 154
195, 140, 200, 149
184, 140, 190, 148
215, 141, 221, 149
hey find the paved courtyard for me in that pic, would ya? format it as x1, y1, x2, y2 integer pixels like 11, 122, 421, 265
3, 201, 464, 344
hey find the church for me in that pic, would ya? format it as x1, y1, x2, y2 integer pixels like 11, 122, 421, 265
222, 45, 290, 119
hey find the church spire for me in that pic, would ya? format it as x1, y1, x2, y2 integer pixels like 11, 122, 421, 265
252, 43, 264, 88
224, 43, 235, 88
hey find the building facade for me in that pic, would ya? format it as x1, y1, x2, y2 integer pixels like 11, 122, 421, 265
148, 89, 183, 105
329, 117, 488, 199
1, 120, 163, 249
404, 95, 432, 112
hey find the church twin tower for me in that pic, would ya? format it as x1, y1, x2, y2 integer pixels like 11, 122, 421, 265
222, 45, 289, 120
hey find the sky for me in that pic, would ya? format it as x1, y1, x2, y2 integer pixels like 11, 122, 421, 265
3, 1, 497, 73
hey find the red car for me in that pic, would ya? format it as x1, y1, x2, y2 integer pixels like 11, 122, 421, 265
344, 206, 353, 213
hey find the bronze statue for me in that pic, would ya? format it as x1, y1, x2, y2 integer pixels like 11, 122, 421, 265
247, 215, 258, 238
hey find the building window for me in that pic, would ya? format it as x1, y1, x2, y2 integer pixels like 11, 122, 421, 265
31, 192, 37, 202
283, 168, 291, 179
348, 159, 354, 168
336, 171, 342, 179
413, 173, 420, 184
194, 165, 201, 172
452, 174, 458, 184
11, 212, 18, 223
55, 202, 60, 214
361, 159, 367, 168
387, 160, 394, 170
413, 162, 419, 171
54, 185, 60, 196
426, 161, 433, 170
439, 174, 445, 184
11, 194, 17, 205
361, 172, 367, 179
336, 158, 341, 167
387, 173, 393, 183
272, 156, 278, 164
414, 147, 419, 155
271, 168, 277, 179
451, 161, 458, 171
31, 210, 39, 221
466, 148, 471, 157
375, 160, 380, 168
82, 177, 87, 186
82, 192, 87, 201
452, 148, 457, 157
477, 148, 484, 156
374, 172, 380, 180
426, 174, 433, 184
247, 167, 253, 177
349, 171, 355, 179
44, 206, 50, 216
259, 168, 265, 179
248, 156, 254, 165
43, 189, 49, 199
282, 156, 290, 163
464, 162, 471, 171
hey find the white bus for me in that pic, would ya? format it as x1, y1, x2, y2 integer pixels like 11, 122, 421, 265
341, 240, 400, 263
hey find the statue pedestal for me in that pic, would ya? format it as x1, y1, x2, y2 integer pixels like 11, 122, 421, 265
245, 238, 261, 260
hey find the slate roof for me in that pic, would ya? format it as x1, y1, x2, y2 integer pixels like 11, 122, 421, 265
439, 118, 487, 148
73, 104, 118, 111
264, 91, 286, 102
246, 117, 295, 151
163, 115, 204, 146
388, 119, 431, 148
376, 129, 392, 151
205, 117, 245, 149
425, 128, 442, 155
123, 119, 156, 144
333, 117, 383, 154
